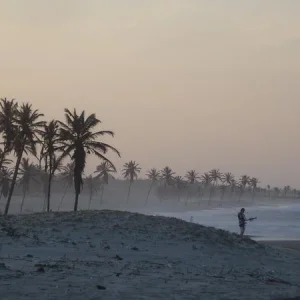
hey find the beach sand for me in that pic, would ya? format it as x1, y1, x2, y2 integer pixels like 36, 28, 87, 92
0, 210, 300, 300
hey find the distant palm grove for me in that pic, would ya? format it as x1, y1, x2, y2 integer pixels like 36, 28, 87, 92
0, 97, 298, 215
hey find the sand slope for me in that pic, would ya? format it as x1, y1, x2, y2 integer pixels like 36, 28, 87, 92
0, 210, 300, 300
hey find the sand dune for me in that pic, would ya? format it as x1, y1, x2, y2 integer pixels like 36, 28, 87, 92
0, 210, 300, 299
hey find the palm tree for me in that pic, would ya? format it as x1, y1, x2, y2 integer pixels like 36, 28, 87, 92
222, 172, 235, 199
57, 109, 120, 212
94, 161, 116, 204
185, 170, 200, 184
174, 176, 186, 202
57, 162, 74, 211
185, 170, 200, 204
273, 187, 280, 199
283, 185, 291, 197
18, 158, 37, 212
122, 161, 141, 203
249, 177, 259, 202
0, 167, 13, 201
160, 166, 175, 187
145, 168, 160, 205
219, 184, 227, 203
40, 120, 61, 212
4, 103, 45, 215
209, 169, 222, 199
85, 175, 99, 209
201, 173, 212, 203
0, 98, 18, 170
267, 184, 271, 200
238, 175, 250, 201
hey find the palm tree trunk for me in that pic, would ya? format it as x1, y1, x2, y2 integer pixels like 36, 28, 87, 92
126, 181, 132, 204
47, 166, 53, 213
74, 191, 79, 212
20, 189, 27, 213
57, 185, 69, 211
4, 149, 24, 215
145, 182, 153, 205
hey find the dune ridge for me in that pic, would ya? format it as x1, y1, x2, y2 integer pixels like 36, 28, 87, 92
0, 210, 300, 299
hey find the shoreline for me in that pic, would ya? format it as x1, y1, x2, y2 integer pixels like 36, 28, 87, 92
258, 239, 300, 251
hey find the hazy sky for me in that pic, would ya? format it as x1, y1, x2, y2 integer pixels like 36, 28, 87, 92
1, 0, 300, 187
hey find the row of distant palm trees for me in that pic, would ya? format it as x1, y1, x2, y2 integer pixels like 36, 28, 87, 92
0, 97, 120, 215
118, 162, 299, 204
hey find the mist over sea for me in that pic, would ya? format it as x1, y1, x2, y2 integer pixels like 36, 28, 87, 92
158, 204, 300, 240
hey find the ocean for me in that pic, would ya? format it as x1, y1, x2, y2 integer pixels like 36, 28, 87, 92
158, 204, 300, 240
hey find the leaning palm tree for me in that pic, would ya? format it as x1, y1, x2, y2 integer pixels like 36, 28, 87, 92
94, 161, 116, 204
57, 109, 120, 212
40, 120, 61, 212
122, 160, 141, 203
160, 166, 175, 187
0, 98, 18, 171
57, 162, 74, 211
145, 168, 160, 205
18, 158, 37, 212
249, 177, 259, 202
4, 103, 45, 215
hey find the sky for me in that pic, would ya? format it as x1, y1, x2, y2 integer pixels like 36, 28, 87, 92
1, 0, 300, 187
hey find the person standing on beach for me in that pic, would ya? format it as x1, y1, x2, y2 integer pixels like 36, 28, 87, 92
238, 208, 247, 236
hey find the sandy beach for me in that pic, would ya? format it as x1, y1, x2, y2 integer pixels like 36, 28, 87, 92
0, 210, 300, 300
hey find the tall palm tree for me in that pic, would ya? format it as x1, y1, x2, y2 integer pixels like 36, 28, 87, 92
40, 120, 61, 212
4, 103, 45, 215
249, 177, 259, 202
0, 98, 18, 170
160, 166, 175, 187
57, 162, 74, 211
57, 109, 120, 212
18, 158, 37, 212
122, 160, 141, 203
94, 161, 116, 204
145, 168, 160, 205
201, 172, 212, 203
238, 175, 251, 201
